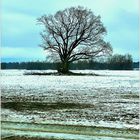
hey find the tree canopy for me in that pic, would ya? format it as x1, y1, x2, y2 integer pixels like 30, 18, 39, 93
37, 6, 112, 73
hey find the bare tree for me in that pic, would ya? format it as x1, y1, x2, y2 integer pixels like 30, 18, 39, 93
37, 6, 112, 74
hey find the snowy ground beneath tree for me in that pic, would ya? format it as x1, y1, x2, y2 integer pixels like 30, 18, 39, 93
1, 70, 139, 139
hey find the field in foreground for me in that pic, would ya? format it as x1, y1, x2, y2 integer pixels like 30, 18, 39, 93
1, 70, 139, 140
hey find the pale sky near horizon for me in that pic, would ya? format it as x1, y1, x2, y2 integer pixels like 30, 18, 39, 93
1, 0, 139, 62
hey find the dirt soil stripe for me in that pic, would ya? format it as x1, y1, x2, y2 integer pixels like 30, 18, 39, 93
1, 121, 139, 139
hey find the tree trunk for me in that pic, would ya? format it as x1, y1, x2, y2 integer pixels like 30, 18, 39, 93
57, 61, 69, 74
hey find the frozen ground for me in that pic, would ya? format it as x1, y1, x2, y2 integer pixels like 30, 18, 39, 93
1, 70, 139, 139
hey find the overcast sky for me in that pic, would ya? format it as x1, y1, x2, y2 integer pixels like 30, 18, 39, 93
1, 0, 139, 62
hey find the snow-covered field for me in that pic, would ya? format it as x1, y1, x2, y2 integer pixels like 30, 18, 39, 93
1, 70, 139, 139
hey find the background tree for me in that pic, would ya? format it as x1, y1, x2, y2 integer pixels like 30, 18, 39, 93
108, 54, 133, 70
37, 6, 112, 74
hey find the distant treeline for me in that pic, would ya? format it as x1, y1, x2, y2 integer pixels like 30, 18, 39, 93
1, 54, 139, 70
